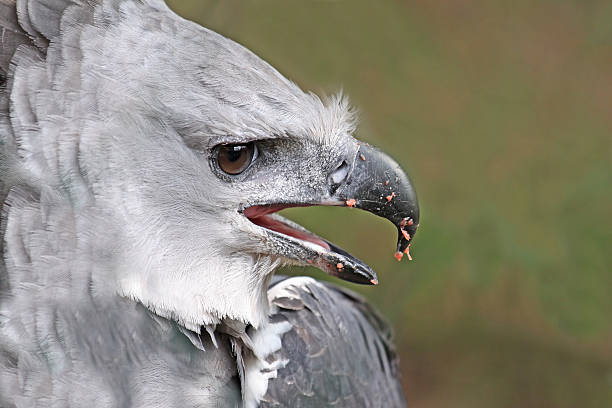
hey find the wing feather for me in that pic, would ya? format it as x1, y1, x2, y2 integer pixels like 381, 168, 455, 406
263, 276, 406, 407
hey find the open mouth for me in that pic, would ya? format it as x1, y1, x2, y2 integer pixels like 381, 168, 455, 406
244, 204, 330, 251
243, 203, 379, 285
240, 144, 420, 285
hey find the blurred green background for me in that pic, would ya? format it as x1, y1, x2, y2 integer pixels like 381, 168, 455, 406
168, 1, 611, 406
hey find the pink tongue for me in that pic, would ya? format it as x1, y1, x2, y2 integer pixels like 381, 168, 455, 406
248, 215, 330, 251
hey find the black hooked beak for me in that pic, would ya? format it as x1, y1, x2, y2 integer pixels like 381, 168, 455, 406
333, 143, 420, 260
243, 142, 419, 287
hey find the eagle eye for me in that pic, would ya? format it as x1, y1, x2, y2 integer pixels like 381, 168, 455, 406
216, 142, 258, 175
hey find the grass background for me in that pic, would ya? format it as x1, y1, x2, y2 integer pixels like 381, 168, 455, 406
167, 1, 611, 406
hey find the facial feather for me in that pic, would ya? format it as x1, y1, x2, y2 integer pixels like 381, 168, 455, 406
25, 0, 359, 328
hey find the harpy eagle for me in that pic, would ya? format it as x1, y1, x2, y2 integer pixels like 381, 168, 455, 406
0, 0, 420, 406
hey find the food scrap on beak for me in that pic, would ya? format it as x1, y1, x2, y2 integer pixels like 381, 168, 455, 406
332, 143, 420, 263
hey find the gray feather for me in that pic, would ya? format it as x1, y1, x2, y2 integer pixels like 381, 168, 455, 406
0, 0, 30, 75
263, 277, 406, 408
25, 0, 71, 40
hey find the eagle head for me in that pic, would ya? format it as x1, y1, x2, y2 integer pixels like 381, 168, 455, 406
66, 1, 419, 331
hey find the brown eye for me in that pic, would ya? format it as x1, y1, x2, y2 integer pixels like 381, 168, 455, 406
216, 143, 257, 175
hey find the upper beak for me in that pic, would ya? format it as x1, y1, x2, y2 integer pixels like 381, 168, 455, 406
332, 143, 420, 258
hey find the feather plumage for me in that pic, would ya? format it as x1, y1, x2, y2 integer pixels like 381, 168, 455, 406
0, 1, 407, 406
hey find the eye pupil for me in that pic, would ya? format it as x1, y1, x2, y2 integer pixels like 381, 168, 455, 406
227, 146, 245, 162
217, 143, 256, 175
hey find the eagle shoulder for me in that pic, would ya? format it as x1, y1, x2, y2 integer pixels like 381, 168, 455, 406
261, 276, 406, 407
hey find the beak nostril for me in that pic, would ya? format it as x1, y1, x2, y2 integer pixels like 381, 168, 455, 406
328, 161, 349, 193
